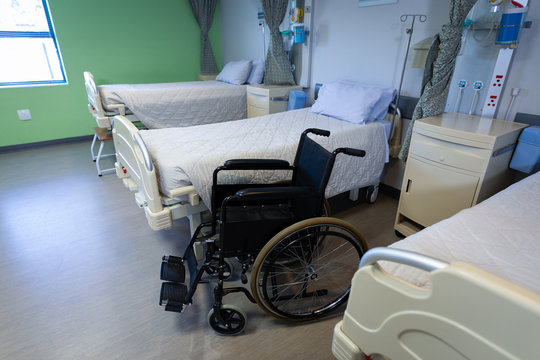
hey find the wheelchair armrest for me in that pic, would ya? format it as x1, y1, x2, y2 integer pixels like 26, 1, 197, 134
233, 186, 319, 202
222, 159, 291, 170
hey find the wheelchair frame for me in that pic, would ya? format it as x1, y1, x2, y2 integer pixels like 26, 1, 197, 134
158, 129, 369, 335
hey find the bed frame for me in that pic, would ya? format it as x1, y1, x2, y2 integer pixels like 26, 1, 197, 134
112, 105, 401, 235
112, 114, 207, 234
332, 247, 540, 360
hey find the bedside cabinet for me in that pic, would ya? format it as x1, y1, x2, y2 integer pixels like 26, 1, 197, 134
247, 84, 302, 118
395, 112, 527, 237
198, 74, 217, 81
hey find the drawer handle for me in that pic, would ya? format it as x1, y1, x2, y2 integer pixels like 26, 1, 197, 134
405, 179, 412, 193
439, 155, 445, 162
270, 96, 289, 101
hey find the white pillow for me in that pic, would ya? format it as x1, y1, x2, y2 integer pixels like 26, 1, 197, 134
311, 81, 384, 124
216, 60, 252, 85
246, 60, 264, 84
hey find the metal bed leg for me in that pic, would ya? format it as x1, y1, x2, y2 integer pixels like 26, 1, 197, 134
349, 188, 359, 201
188, 213, 202, 237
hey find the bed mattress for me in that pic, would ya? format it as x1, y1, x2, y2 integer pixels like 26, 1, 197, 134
383, 171, 540, 294
98, 80, 246, 129
139, 108, 389, 207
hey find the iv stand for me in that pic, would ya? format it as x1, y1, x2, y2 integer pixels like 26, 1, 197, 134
390, 14, 427, 142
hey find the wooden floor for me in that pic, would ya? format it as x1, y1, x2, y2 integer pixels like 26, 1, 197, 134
0, 141, 400, 360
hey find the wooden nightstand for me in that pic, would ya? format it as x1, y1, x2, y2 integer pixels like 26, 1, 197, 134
247, 84, 302, 118
394, 113, 527, 237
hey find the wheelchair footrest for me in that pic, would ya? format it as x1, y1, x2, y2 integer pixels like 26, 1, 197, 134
161, 255, 185, 283
159, 282, 188, 313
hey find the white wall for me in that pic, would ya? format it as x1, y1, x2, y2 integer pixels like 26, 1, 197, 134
221, 0, 451, 101
220, 0, 268, 63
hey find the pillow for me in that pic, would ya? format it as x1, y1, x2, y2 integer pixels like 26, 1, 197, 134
369, 87, 397, 122
216, 60, 252, 85
311, 81, 383, 124
246, 60, 265, 84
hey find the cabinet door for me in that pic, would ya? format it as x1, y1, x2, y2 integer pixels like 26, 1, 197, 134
399, 157, 480, 227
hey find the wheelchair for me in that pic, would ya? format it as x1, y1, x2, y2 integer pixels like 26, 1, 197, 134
159, 128, 369, 335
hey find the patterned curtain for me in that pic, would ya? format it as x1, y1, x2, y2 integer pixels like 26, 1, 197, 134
261, 0, 296, 85
399, 0, 477, 160
189, 0, 219, 75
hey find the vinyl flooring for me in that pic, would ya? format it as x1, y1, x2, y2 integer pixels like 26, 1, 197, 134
0, 140, 401, 360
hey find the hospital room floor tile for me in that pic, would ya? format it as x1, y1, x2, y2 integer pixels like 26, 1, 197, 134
0, 140, 400, 360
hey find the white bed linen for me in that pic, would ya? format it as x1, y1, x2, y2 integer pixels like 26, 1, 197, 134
98, 80, 246, 129
383, 171, 540, 294
139, 108, 388, 207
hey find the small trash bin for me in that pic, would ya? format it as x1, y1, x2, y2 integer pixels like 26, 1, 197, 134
510, 126, 540, 174
288, 90, 306, 111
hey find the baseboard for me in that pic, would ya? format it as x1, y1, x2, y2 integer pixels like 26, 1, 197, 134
0, 135, 93, 154
379, 183, 400, 200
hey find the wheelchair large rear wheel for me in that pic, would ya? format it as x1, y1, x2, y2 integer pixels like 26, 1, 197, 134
251, 217, 367, 320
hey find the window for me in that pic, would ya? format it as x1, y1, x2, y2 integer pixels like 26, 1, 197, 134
0, 0, 67, 88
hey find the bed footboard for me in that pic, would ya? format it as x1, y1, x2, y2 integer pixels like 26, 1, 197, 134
333, 247, 540, 360
112, 115, 207, 233
84, 71, 126, 128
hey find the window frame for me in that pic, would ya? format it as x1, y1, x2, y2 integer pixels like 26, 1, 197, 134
0, 0, 67, 88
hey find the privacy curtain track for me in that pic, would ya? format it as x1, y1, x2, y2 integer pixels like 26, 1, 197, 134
399, 0, 478, 161
189, 0, 219, 75
261, 0, 296, 85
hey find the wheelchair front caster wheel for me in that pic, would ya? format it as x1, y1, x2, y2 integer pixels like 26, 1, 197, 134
207, 304, 246, 335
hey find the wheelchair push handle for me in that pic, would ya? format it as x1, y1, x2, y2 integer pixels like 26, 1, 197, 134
334, 147, 366, 158
304, 128, 330, 137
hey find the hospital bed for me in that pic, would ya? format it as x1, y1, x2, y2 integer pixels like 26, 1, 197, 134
84, 71, 247, 129
112, 106, 400, 235
332, 171, 540, 360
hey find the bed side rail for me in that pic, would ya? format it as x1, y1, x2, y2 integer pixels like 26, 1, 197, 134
333, 247, 540, 360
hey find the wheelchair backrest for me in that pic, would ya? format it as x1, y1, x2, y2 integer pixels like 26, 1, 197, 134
292, 131, 335, 195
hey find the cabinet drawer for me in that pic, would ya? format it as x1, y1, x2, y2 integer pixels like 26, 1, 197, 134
247, 92, 270, 110
410, 132, 489, 173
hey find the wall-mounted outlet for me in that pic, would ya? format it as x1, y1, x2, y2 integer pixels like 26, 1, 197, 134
17, 109, 32, 121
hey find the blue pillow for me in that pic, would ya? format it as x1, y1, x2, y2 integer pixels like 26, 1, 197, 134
216, 60, 252, 85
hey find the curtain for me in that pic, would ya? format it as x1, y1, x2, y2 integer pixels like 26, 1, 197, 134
189, 0, 219, 75
399, 0, 477, 160
261, 0, 296, 85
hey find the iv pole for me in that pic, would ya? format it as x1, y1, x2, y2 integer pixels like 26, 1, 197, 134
390, 14, 427, 142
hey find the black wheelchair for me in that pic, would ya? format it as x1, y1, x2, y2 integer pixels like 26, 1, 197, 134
159, 128, 369, 335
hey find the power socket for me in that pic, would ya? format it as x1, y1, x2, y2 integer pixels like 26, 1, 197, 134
17, 109, 32, 121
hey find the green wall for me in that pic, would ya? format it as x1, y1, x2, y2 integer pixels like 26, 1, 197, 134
0, 0, 221, 147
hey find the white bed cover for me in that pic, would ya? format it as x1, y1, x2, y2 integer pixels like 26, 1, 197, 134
139, 108, 389, 207
98, 80, 246, 129
383, 171, 540, 294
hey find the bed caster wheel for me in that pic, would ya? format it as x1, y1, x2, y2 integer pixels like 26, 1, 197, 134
366, 185, 378, 204
207, 304, 246, 335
